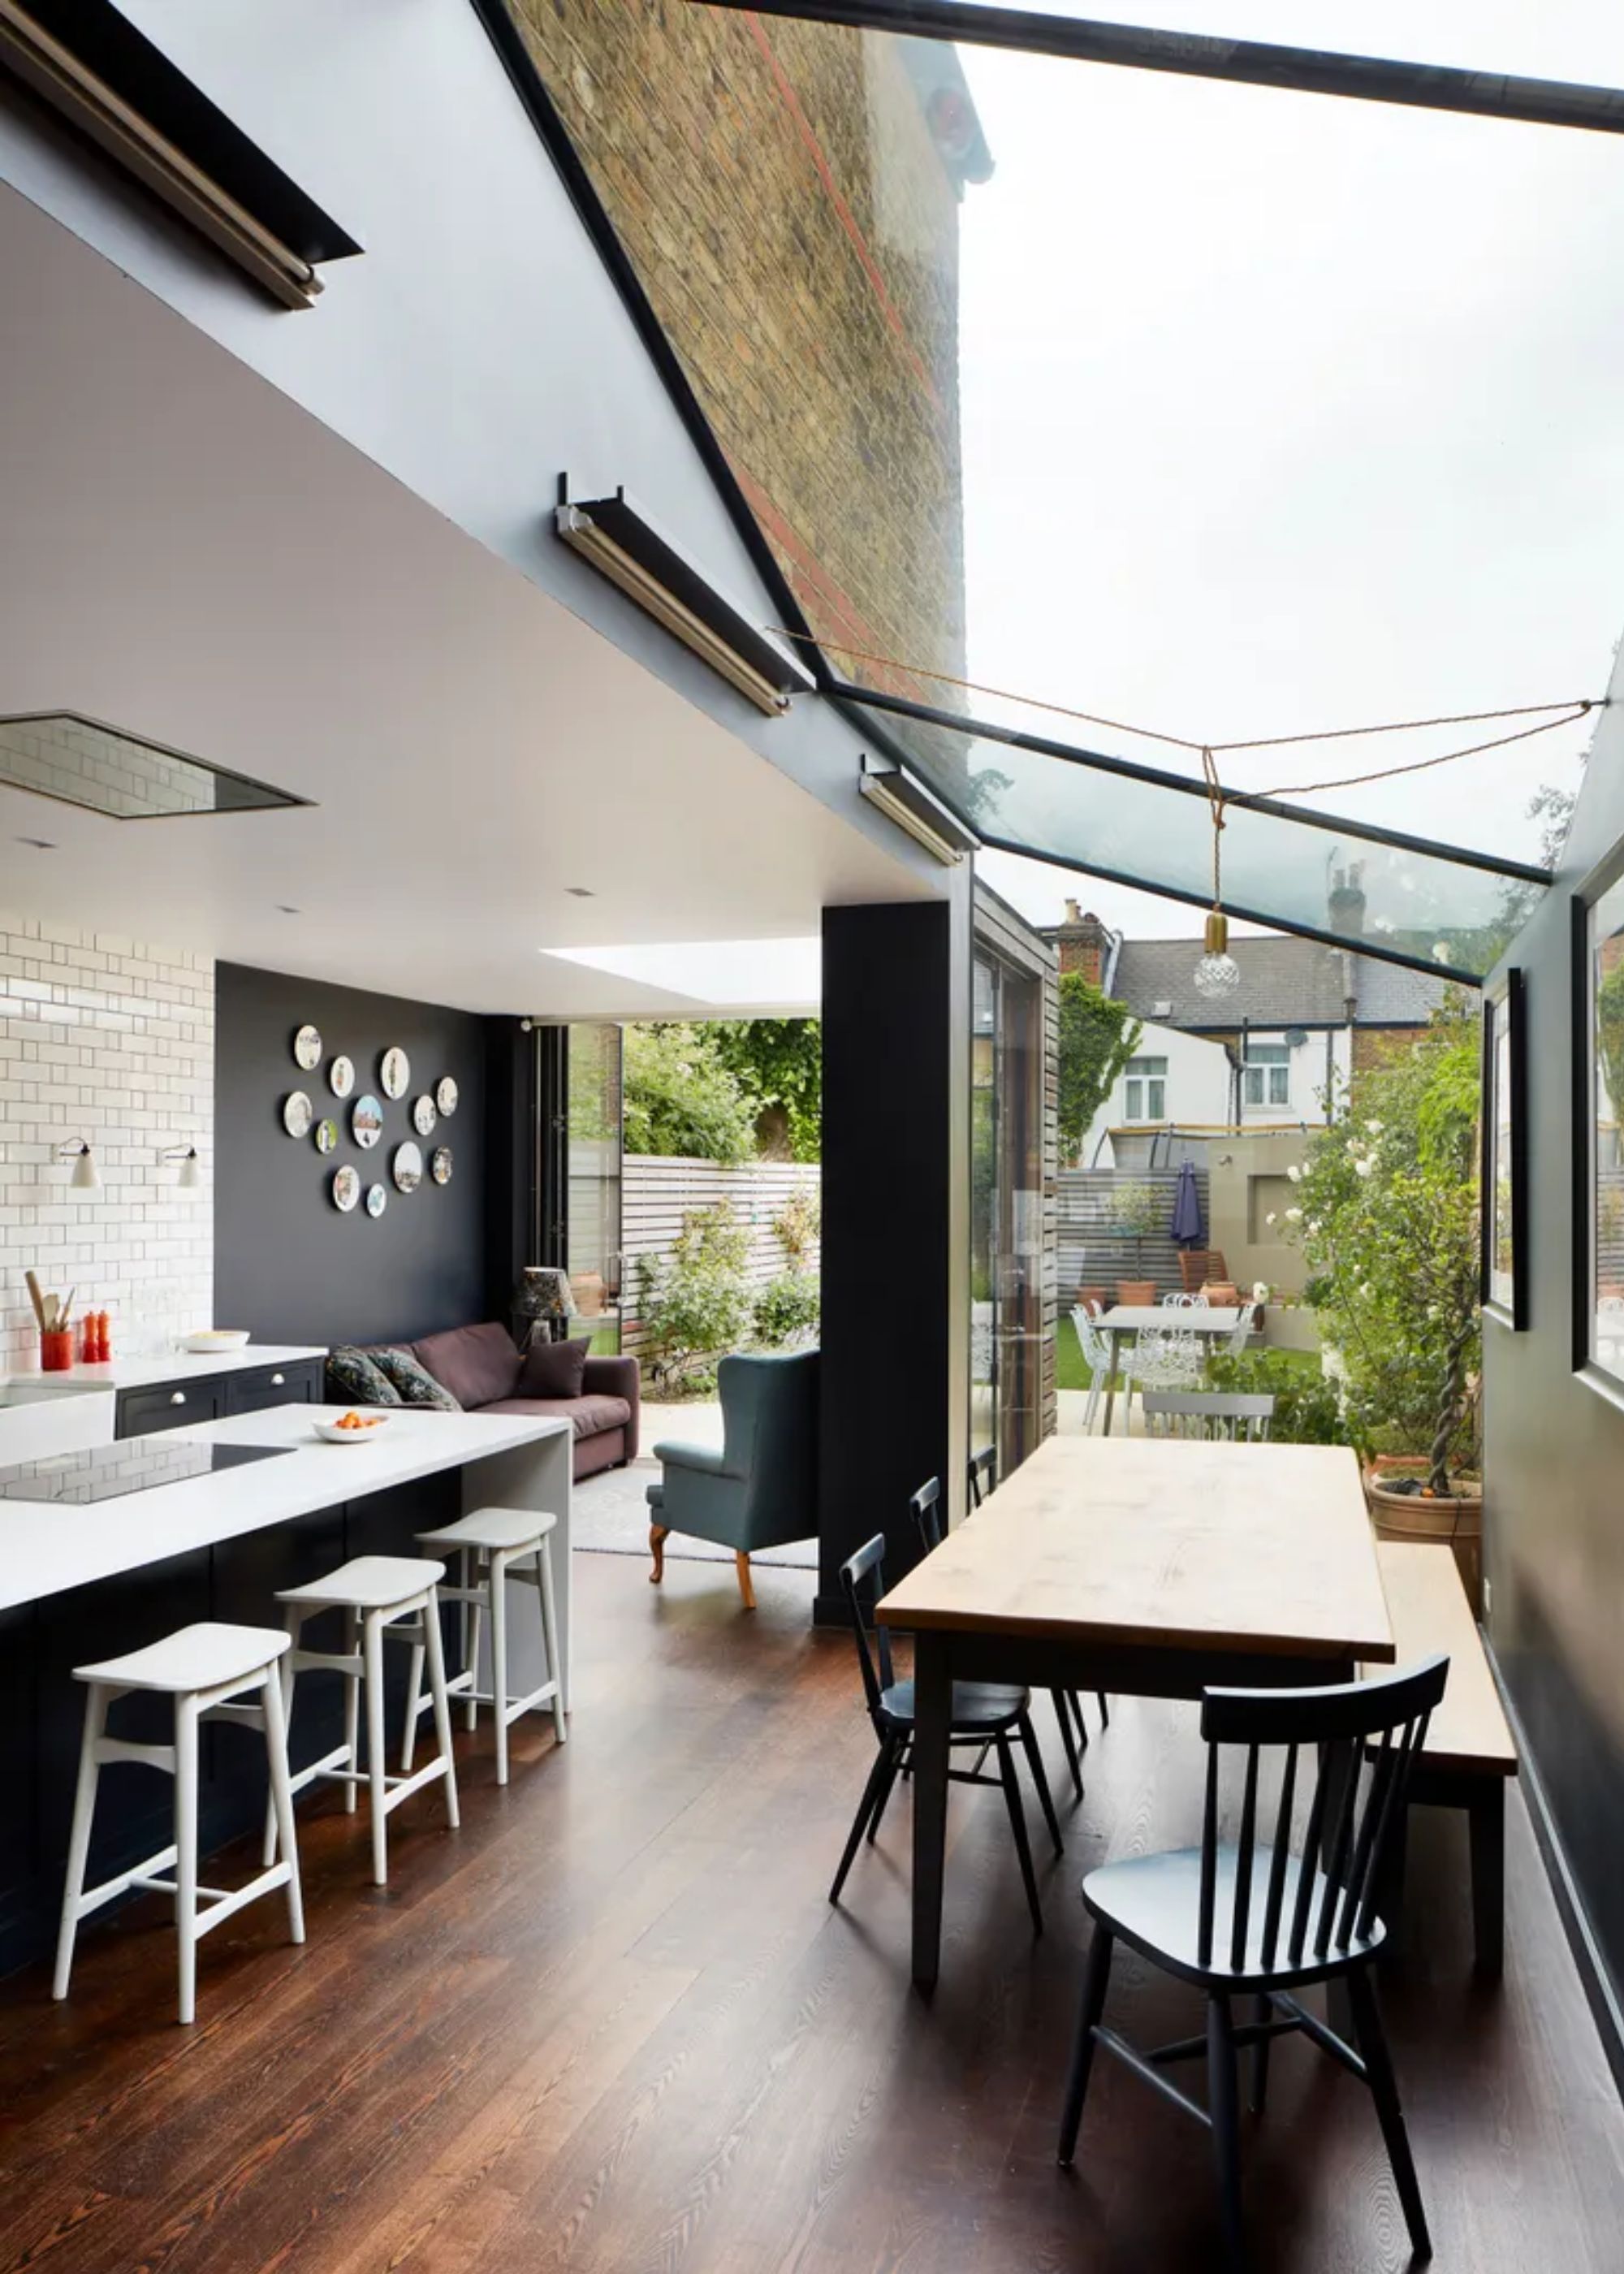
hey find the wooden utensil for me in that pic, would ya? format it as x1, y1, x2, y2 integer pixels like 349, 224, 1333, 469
24, 1270, 46, 1331
58, 1287, 76, 1330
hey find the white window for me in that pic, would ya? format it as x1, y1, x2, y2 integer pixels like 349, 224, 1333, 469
1123, 1054, 1168, 1122
1243, 1042, 1291, 1109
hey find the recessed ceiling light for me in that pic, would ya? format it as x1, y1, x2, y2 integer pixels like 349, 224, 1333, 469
15, 835, 55, 850
565, 885, 596, 898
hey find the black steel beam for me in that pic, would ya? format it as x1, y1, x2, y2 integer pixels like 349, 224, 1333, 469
694, 0, 1624, 137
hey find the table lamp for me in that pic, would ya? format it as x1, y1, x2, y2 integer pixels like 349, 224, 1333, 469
512, 1265, 572, 1351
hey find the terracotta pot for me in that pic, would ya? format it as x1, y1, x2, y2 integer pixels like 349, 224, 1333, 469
1116, 1280, 1156, 1308
1076, 1286, 1109, 1317
1363, 1456, 1483, 1613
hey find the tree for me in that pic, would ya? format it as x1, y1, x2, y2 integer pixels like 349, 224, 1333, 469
711, 1018, 821, 1161
623, 1023, 758, 1165
1056, 975, 1142, 1164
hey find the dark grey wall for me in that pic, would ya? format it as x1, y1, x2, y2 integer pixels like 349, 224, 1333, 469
214, 963, 496, 1348
1485, 659, 1624, 2052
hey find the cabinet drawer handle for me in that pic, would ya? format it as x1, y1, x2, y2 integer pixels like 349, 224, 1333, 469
270, 1373, 285, 1386
169, 1390, 186, 1407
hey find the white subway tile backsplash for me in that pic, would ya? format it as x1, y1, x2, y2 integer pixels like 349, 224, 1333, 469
0, 918, 212, 1364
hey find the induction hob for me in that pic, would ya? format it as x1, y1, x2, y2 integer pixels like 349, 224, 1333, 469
0, 1440, 293, 1506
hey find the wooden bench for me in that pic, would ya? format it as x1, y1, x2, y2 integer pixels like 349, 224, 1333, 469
1363, 1540, 1518, 1976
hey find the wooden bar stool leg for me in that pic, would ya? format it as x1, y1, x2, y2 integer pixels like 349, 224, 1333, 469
174, 1697, 201, 2026
401, 1623, 425, 1775
52, 1681, 107, 2002
264, 1610, 299, 1866
364, 1610, 389, 1887
464, 1551, 484, 1736
343, 1608, 361, 1814
538, 1535, 566, 1741
490, 1548, 510, 1786
261, 1666, 304, 1946
422, 1596, 460, 1829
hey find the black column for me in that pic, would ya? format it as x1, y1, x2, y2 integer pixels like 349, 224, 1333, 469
816, 902, 957, 1625
482, 1017, 540, 1317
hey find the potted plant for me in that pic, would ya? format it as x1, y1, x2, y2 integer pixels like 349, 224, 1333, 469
1112, 1179, 1164, 1307
1281, 1001, 1484, 1606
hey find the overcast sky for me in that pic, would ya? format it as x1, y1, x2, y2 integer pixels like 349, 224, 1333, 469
950, 2, 1624, 937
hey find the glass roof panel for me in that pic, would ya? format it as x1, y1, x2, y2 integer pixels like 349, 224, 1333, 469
851, 696, 1544, 976
503, 0, 1622, 880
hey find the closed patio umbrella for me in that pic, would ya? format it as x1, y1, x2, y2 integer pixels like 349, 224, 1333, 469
1170, 1159, 1205, 1248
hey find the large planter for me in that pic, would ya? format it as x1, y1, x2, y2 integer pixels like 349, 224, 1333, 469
1363, 1456, 1483, 1614
1116, 1279, 1156, 1308
1075, 1286, 1109, 1318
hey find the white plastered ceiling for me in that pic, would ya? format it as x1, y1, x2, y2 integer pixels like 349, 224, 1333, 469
0, 182, 926, 1017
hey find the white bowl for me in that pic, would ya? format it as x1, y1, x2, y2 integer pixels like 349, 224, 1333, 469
182, 1329, 251, 1354
313, 1412, 391, 1444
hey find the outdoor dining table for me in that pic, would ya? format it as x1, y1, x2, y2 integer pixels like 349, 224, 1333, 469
1096, 1303, 1244, 1431
875, 1435, 1395, 1990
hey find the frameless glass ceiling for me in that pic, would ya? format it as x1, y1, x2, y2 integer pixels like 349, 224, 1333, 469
0, 714, 302, 820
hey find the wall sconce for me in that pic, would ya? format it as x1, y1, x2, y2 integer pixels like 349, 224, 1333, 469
162, 1144, 202, 1190
57, 1139, 100, 1191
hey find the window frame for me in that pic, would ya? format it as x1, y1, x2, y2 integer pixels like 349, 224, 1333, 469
1480, 970, 1527, 1331
1575, 849, 1624, 1381
1242, 1040, 1291, 1111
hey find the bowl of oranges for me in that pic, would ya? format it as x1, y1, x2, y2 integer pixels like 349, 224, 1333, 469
313, 1410, 391, 1445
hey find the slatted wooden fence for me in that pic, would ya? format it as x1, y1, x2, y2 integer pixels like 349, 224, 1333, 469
621, 1155, 820, 1368
1056, 1166, 1212, 1303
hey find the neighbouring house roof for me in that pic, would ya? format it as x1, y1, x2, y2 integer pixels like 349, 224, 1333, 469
1097, 936, 1450, 1034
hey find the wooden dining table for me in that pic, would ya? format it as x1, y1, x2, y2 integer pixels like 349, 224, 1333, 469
875, 1435, 1395, 1989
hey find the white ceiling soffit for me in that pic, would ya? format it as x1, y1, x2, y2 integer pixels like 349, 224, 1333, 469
0, 182, 927, 1017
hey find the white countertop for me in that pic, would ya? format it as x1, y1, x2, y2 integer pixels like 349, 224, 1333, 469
2, 1344, 328, 1393
0, 1402, 570, 1611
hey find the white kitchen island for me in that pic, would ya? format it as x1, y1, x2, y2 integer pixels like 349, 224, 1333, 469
0, 1401, 573, 1974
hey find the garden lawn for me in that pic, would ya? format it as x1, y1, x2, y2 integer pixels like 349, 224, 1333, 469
1054, 1314, 1322, 1395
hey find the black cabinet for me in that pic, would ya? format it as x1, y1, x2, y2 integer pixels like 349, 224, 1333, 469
116, 1357, 323, 1439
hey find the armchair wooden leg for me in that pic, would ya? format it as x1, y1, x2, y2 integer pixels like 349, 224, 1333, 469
649, 1524, 669, 1584
735, 1551, 756, 1610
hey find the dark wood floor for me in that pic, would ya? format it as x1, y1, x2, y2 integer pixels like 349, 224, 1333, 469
2, 1550, 1622, 2273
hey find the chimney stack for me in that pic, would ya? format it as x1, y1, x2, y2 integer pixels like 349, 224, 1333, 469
1052, 901, 1110, 984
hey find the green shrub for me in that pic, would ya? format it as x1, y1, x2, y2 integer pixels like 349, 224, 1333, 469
754, 1272, 820, 1348
636, 1204, 753, 1386
1207, 1349, 1348, 1446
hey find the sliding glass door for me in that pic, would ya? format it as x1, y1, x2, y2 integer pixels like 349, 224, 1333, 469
970, 949, 1045, 1482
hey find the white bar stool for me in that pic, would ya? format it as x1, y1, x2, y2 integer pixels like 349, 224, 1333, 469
402, 1507, 565, 1786
267, 1555, 460, 1887
53, 1622, 304, 2027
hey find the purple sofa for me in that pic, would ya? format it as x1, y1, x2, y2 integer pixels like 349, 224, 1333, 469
339, 1321, 639, 1484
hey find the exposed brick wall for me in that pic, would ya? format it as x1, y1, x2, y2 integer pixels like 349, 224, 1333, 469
0, 916, 213, 1365
510, 0, 971, 687
1351, 1025, 1428, 1079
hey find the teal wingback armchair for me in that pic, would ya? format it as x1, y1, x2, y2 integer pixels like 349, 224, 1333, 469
646, 1348, 818, 1607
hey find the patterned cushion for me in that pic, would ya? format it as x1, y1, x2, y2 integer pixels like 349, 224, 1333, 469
326, 1347, 402, 1406
374, 1347, 461, 1410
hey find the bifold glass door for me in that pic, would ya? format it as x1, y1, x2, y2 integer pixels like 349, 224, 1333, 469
567, 1024, 624, 1352
970, 951, 1045, 1484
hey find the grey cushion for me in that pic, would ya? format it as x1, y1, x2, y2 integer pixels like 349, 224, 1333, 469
326, 1347, 402, 1406
374, 1347, 461, 1410
516, 1336, 590, 1400
482, 1393, 632, 1441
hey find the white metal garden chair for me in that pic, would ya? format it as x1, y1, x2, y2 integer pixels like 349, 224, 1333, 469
1161, 1291, 1209, 1309
1073, 1306, 1201, 1436
1142, 1390, 1276, 1442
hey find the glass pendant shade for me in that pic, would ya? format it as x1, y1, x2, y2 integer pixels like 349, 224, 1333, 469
1194, 910, 1242, 1001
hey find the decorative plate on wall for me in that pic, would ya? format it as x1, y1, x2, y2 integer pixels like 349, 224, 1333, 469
351, 1094, 383, 1148
366, 1182, 388, 1218
331, 1165, 360, 1213
412, 1094, 437, 1136
283, 1091, 313, 1139
380, 1047, 410, 1100
431, 1146, 452, 1185
435, 1076, 458, 1117
314, 1117, 339, 1155
392, 1140, 423, 1194
292, 1023, 322, 1071
328, 1054, 354, 1099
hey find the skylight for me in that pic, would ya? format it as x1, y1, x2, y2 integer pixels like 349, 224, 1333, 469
0, 713, 304, 820
542, 936, 822, 1006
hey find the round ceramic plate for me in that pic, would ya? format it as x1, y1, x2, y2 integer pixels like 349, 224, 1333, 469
328, 1053, 354, 1099
293, 1022, 322, 1071
331, 1164, 360, 1213
283, 1090, 313, 1139
412, 1093, 437, 1136
435, 1075, 458, 1117
431, 1145, 452, 1185
351, 1093, 383, 1148
380, 1047, 410, 1100
366, 1182, 387, 1217
392, 1139, 423, 1194
314, 1117, 339, 1155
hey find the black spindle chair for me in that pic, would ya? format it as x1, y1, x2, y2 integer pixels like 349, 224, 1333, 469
1057, 1653, 1449, 2272
830, 1532, 1048, 1934
966, 1448, 1108, 1770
